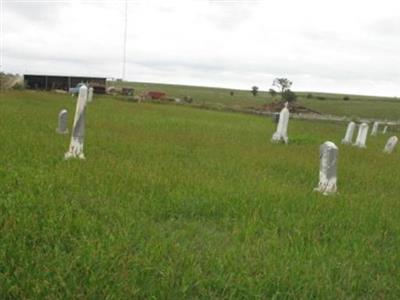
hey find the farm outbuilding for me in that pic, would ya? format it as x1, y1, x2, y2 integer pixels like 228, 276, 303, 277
24, 74, 107, 94
147, 91, 166, 100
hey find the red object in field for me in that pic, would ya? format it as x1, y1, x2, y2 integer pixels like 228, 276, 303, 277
147, 91, 166, 99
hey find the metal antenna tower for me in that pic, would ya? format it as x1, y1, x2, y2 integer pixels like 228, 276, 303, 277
122, 0, 128, 81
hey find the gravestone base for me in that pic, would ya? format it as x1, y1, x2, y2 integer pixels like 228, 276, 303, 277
314, 181, 337, 196
64, 138, 85, 160
56, 128, 69, 135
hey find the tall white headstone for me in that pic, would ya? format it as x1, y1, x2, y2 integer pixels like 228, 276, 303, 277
88, 87, 94, 103
271, 102, 289, 144
314, 141, 338, 196
382, 126, 388, 134
65, 85, 87, 159
341, 122, 356, 144
371, 122, 379, 136
383, 136, 398, 154
56, 109, 68, 134
353, 123, 369, 148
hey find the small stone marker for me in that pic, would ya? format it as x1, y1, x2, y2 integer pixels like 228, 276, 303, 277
56, 109, 68, 134
383, 126, 388, 134
271, 102, 289, 144
353, 123, 369, 148
371, 122, 379, 136
383, 136, 398, 154
341, 121, 356, 144
88, 87, 94, 103
65, 85, 88, 159
314, 141, 338, 196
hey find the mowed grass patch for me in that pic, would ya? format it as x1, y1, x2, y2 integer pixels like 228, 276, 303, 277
0, 91, 400, 299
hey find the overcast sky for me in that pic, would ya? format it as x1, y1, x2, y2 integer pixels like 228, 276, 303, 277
2, 0, 400, 96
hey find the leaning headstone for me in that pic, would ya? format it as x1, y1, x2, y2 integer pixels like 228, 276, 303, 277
353, 123, 369, 148
382, 126, 388, 134
56, 109, 68, 134
341, 121, 356, 144
88, 87, 94, 103
371, 122, 379, 136
383, 136, 398, 154
271, 102, 289, 143
314, 141, 338, 195
65, 85, 88, 159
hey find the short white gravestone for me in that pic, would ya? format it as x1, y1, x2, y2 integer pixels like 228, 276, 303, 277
314, 141, 338, 195
88, 87, 94, 103
371, 122, 379, 136
383, 136, 398, 154
65, 85, 88, 159
383, 126, 388, 134
271, 102, 289, 143
341, 121, 356, 144
353, 123, 369, 148
56, 109, 68, 134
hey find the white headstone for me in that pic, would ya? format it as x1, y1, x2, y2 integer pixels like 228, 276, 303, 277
314, 141, 338, 195
371, 122, 379, 136
341, 121, 356, 144
88, 87, 94, 103
383, 136, 398, 154
382, 126, 388, 134
271, 102, 289, 144
353, 123, 369, 148
65, 85, 87, 159
56, 109, 68, 134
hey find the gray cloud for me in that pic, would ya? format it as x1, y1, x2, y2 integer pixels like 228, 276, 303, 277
368, 17, 400, 36
3, 0, 400, 96
4, 1, 64, 23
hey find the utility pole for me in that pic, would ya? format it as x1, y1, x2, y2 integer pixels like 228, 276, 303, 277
0, 0, 4, 92
122, 0, 128, 81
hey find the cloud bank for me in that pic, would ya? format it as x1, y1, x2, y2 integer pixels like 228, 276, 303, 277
2, 0, 400, 96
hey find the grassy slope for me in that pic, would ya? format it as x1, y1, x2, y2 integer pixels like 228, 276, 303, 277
111, 81, 400, 120
1, 91, 400, 298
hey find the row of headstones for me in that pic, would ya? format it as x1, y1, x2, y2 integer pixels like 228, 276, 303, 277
342, 121, 398, 153
56, 85, 93, 159
270, 103, 398, 196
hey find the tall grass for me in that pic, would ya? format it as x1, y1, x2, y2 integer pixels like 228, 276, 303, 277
0, 91, 400, 298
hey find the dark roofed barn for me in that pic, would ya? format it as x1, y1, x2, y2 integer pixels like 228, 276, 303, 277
24, 74, 107, 94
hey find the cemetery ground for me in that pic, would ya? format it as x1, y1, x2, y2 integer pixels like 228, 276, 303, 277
1, 90, 400, 299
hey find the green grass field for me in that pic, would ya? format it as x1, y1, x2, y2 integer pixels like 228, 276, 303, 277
1, 90, 400, 298
111, 81, 400, 120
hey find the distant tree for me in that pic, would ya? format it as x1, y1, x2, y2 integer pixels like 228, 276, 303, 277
272, 78, 292, 94
269, 88, 277, 97
343, 96, 350, 101
307, 93, 313, 99
251, 86, 259, 96
282, 90, 297, 102
271, 78, 296, 102
230, 91, 234, 96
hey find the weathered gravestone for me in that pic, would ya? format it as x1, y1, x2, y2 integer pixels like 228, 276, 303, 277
88, 87, 94, 103
56, 109, 68, 134
314, 141, 338, 195
65, 85, 88, 159
341, 121, 356, 144
353, 123, 369, 148
371, 122, 379, 136
383, 136, 398, 154
271, 102, 289, 143
383, 126, 388, 134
